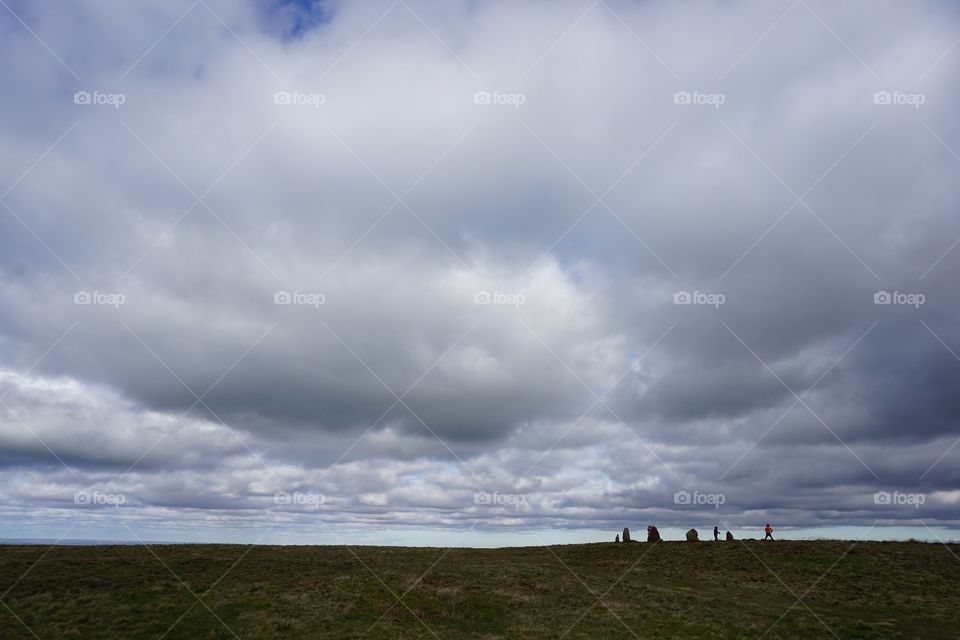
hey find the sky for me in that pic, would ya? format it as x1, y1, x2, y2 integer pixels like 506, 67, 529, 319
0, 0, 958, 546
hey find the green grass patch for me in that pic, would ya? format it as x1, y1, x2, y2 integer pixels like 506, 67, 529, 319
0, 540, 957, 638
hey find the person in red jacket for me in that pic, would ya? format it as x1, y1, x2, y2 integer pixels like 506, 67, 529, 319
764, 524, 774, 541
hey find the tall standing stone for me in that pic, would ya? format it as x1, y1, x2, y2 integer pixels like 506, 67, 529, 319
622, 527, 631, 543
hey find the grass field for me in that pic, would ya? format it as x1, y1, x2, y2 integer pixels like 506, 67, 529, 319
1, 540, 958, 639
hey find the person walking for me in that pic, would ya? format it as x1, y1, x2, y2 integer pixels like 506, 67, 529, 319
764, 524, 774, 541
713, 526, 720, 541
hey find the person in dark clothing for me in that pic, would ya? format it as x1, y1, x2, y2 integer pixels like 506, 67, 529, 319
713, 526, 720, 541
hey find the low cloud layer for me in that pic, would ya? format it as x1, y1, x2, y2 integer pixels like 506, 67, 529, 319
1, 0, 958, 543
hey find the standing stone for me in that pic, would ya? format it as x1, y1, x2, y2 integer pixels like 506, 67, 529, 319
647, 525, 662, 543
622, 527, 631, 543
686, 528, 699, 542
726, 531, 734, 541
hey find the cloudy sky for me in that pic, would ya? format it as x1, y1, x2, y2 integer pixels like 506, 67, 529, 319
1, 0, 958, 546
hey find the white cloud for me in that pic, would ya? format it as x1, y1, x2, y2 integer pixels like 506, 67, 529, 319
0, 0, 959, 541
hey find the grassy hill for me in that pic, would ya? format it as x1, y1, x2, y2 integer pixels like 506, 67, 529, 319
1, 540, 958, 638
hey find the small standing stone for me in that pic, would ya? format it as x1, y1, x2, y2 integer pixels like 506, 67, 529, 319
726, 531, 734, 541
686, 528, 699, 542
647, 525, 662, 543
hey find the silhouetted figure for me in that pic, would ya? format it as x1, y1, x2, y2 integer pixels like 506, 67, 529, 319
764, 524, 774, 541
646, 525, 662, 543
726, 531, 734, 541
713, 526, 719, 541
622, 527, 631, 543
615, 534, 620, 543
